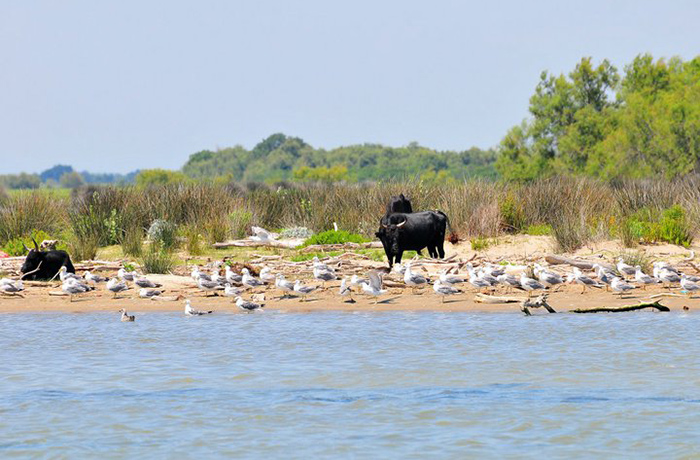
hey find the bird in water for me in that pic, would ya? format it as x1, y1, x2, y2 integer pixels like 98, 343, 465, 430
184, 299, 213, 316
235, 296, 264, 312
119, 308, 135, 322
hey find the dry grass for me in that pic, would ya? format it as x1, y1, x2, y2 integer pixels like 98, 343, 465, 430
2, 177, 700, 255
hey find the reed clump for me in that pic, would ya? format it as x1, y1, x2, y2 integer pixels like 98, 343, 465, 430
0, 177, 699, 255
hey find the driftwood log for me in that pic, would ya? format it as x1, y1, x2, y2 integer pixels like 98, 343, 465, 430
521, 294, 556, 315
545, 254, 613, 271
301, 242, 383, 253
572, 301, 670, 313
474, 293, 525, 304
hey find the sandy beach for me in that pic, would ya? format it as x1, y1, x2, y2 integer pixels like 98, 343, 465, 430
1, 237, 697, 314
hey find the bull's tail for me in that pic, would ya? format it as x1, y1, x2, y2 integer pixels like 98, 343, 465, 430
436, 210, 459, 244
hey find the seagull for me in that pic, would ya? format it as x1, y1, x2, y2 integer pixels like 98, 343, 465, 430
191, 266, 211, 282
210, 268, 227, 286
611, 277, 636, 296
433, 279, 462, 303
61, 278, 93, 302
339, 277, 355, 303
634, 266, 658, 290
391, 263, 406, 275
313, 266, 336, 288
572, 267, 602, 294
477, 269, 499, 286
362, 271, 387, 303
657, 268, 681, 288
681, 275, 700, 297
593, 264, 616, 290
185, 299, 213, 316
259, 267, 276, 284
496, 273, 521, 293
224, 283, 243, 299
139, 288, 163, 298
197, 277, 225, 296
0, 280, 24, 295
106, 278, 129, 298
534, 264, 563, 287
84, 271, 107, 284
235, 296, 264, 312
134, 276, 162, 288
469, 271, 492, 293
117, 268, 137, 282
250, 226, 273, 242
275, 274, 295, 299
293, 280, 317, 302
242, 268, 265, 289
225, 266, 243, 284
616, 258, 636, 277
519, 272, 545, 297
439, 268, 465, 285
350, 274, 368, 289
59, 266, 81, 282
653, 261, 680, 277
312, 256, 333, 272
119, 308, 135, 322
483, 263, 505, 277
404, 262, 427, 294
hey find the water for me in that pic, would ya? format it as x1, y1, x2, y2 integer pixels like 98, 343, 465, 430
1, 311, 699, 458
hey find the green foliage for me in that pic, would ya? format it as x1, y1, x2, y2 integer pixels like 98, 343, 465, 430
136, 169, 188, 187
140, 243, 175, 274
524, 224, 552, 235
301, 230, 368, 247
66, 232, 99, 261
181, 225, 204, 256
470, 237, 492, 251
119, 223, 143, 257
182, 133, 498, 183
621, 205, 693, 247
499, 193, 525, 232
0, 173, 42, 190
2, 231, 67, 256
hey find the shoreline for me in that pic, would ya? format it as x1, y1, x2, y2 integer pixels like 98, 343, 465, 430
0, 283, 693, 314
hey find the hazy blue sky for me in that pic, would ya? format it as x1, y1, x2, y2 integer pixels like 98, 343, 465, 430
1, 0, 698, 174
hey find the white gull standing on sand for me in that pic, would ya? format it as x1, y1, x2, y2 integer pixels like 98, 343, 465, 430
61, 278, 93, 302
362, 271, 387, 303
439, 268, 464, 285
433, 279, 462, 303
634, 266, 658, 290
519, 272, 545, 297
117, 268, 138, 282
259, 267, 276, 284
616, 258, 636, 277
225, 266, 243, 284
197, 277, 225, 296
404, 262, 427, 293
293, 280, 317, 302
313, 266, 336, 288
339, 277, 355, 303
106, 278, 129, 298
681, 275, 700, 297
571, 267, 602, 294
139, 288, 163, 298
84, 271, 107, 284
242, 268, 265, 289
496, 274, 521, 293
611, 277, 636, 296
0, 279, 24, 295
275, 274, 295, 299
59, 266, 81, 282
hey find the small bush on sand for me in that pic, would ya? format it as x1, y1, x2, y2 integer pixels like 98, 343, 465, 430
230, 209, 253, 240
140, 243, 175, 274
619, 205, 693, 248
302, 230, 367, 247
119, 224, 144, 257
471, 237, 492, 251
524, 224, 552, 236
182, 225, 205, 256
280, 226, 314, 239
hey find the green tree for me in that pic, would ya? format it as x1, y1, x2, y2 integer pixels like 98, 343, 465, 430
59, 171, 85, 188
136, 169, 188, 186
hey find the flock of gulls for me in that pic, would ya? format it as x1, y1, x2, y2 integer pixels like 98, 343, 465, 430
1, 253, 699, 321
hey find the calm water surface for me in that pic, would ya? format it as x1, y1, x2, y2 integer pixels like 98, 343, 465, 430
1, 310, 699, 458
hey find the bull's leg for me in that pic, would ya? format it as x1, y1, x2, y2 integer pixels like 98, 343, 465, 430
395, 251, 404, 265
437, 241, 445, 259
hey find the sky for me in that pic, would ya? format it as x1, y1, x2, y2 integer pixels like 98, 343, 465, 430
1, 0, 698, 174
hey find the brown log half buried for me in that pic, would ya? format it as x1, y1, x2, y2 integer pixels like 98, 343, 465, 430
571, 301, 670, 313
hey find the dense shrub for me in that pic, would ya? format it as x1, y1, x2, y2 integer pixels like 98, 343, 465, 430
302, 230, 368, 247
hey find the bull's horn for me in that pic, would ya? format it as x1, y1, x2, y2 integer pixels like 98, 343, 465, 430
31, 237, 39, 251
382, 223, 389, 228
22, 243, 30, 253
396, 219, 407, 228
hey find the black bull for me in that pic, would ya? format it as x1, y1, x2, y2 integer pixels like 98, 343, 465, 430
376, 211, 448, 267
20, 239, 75, 281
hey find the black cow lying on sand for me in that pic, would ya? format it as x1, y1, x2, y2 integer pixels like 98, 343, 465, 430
376, 194, 452, 267
20, 238, 75, 281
